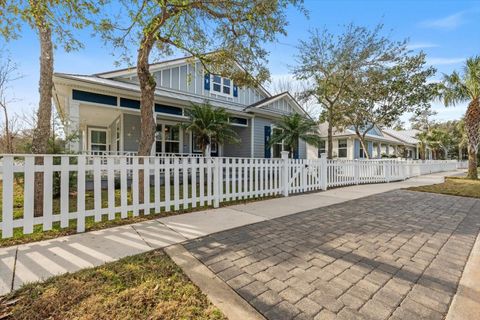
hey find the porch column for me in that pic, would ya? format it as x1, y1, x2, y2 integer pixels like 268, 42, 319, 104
151, 116, 157, 156
67, 99, 81, 152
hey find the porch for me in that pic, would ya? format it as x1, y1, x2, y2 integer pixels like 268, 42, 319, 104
68, 102, 250, 158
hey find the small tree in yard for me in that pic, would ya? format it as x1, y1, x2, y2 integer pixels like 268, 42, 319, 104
341, 51, 436, 159
0, 0, 103, 216
0, 53, 22, 154
182, 103, 240, 156
293, 24, 408, 159
268, 113, 319, 157
439, 56, 480, 179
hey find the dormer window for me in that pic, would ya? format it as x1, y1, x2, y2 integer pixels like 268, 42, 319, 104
212, 75, 232, 96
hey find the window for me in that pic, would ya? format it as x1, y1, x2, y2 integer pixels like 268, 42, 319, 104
192, 134, 218, 155
115, 119, 121, 151
359, 144, 366, 158
272, 128, 284, 158
338, 139, 347, 158
229, 117, 248, 126
318, 139, 326, 157
155, 125, 163, 153
192, 134, 203, 153
155, 123, 181, 154
212, 75, 232, 96
164, 125, 180, 153
89, 128, 108, 151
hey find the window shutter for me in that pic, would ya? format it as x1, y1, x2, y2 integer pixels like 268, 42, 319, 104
204, 73, 210, 91
294, 140, 299, 159
233, 85, 238, 97
354, 139, 360, 159
368, 141, 373, 158
264, 126, 271, 158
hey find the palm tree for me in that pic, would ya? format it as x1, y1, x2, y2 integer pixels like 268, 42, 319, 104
183, 103, 240, 156
439, 56, 480, 179
416, 131, 429, 160
269, 113, 319, 157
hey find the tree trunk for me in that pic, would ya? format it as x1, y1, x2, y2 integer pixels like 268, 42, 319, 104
137, 40, 156, 156
136, 33, 157, 208
32, 23, 54, 217
0, 104, 13, 153
467, 147, 478, 179
356, 133, 370, 159
327, 122, 333, 159
464, 98, 480, 179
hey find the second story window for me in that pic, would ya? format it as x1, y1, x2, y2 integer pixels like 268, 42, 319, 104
212, 75, 232, 96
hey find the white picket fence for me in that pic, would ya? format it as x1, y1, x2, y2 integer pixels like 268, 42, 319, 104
0, 153, 463, 238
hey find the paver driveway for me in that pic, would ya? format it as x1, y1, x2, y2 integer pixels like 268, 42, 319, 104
185, 190, 480, 320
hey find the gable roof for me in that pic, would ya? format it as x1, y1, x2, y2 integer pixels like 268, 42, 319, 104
94, 53, 272, 98
244, 91, 311, 118
382, 128, 420, 145
318, 123, 414, 145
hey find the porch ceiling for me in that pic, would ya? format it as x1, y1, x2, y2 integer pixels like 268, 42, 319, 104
79, 104, 121, 128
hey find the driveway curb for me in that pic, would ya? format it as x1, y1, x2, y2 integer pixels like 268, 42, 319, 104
164, 244, 265, 320
446, 232, 480, 320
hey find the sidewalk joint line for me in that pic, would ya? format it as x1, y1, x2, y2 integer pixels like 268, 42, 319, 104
10, 246, 18, 292
154, 219, 189, 241
130, 225, 152, 249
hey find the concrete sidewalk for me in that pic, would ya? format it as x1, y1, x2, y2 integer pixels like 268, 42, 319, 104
0, 170, 461, 295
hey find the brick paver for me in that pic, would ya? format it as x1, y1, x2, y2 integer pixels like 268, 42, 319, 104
185, 190, 480, 319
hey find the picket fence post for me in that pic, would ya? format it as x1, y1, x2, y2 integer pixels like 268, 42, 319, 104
213, 157, 221, 208
354, 160, 359, 185
1, 156, 14, 238
281, 151, 289, 197
320, 153, 328, 191
385, 161, 391, 183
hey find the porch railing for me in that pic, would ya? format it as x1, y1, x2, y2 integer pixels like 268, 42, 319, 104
0, 153, 463, 239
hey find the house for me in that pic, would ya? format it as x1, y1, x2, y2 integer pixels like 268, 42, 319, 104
316, 123, 424, 160
52, 55, 309, 158
382, 128, 433, 160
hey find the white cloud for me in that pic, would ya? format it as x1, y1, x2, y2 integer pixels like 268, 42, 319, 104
407, 42, 439, 50
420, 11, 466, 29
426, 57, 465, 66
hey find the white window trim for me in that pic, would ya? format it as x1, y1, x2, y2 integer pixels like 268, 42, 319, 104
270, 125, 285, 158
155, 121, 183, 154
211, 74, 233, 97
228, 117, 248, 127
337, 139, 348, 158
88, 127, 109, 152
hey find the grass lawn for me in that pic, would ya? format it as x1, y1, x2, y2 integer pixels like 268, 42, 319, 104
0, 179, 278, 247
407, 175, 480, 198
0, 250, 226, 320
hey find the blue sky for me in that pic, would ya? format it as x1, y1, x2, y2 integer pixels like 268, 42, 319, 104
1, 0, 479, 125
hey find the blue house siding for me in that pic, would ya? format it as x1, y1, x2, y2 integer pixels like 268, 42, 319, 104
354, 139, 360, 159
253, 117, 273, 158
368, 141, 373, 158
222, 125, 251, 158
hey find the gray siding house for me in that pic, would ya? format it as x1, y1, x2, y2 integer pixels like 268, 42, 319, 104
53, 56, 309, 158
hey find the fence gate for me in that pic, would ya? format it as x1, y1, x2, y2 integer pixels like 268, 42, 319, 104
288, 159, 325, 194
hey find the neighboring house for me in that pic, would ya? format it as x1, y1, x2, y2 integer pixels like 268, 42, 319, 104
316, 123, 424, 160
52, 55, 309, 158
382, 128, 433, 160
